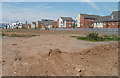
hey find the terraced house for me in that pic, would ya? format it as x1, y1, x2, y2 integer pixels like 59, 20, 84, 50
58, 17, 75, 28
75, 14, 100, 28
94, 11, 120, 28
76, 11, 119, 28
31, 19, 54, 29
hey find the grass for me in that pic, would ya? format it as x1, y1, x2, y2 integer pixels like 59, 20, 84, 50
77, 36, 120, 42
2, 33, 38, 37
74, 32, 120, 42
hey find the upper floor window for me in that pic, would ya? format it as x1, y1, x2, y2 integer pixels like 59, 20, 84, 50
111, 15, 114, 20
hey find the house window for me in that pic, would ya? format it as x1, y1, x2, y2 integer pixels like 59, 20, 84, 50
61, 22, 63, 24
108, 22, 110, 25
81, 23, 83, 26
95, 23, 97, 25
111, 15, 114, 20
112, 22, 114, 25
104, 22, 106, 25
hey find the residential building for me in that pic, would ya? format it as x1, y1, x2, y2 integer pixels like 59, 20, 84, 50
94, 11, 120, 28
36, 21, 43, 28
76, 14, 100, 28
22, 24, 31, 29
52, 21, 58, 28
35, 19, 54, 29
30, 22, 37, 28
58, 17, 74, 28
41, 19, 54, 28
4, 21, 22, 29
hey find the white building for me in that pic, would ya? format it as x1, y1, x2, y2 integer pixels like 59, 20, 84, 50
30, 22, 37, 28
75, 14, 81, 28
4, 21, 22, 29
58, 17, 74, 28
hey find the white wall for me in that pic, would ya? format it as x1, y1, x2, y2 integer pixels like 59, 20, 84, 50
6, 21, 22, 29
75, 14, 80, 27
58, 17, 63, 28
94, 22, 103, 28
31, 23, 36, 28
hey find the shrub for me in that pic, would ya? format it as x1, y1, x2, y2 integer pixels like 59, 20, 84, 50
87, 32, 99, 40
118, 22, 120, 28
2, 33, 37, 37
45, 28, 49, 30
76, 32, 120, 42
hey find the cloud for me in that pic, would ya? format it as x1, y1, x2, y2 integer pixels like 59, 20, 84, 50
80, 0, 100, 10
2, 2, 118, 23
2, 3, 68, 23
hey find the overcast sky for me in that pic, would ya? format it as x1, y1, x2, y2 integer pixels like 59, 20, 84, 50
1, 1, 119, 23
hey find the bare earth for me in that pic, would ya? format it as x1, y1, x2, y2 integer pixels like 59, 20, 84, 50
2, 30, 118, 76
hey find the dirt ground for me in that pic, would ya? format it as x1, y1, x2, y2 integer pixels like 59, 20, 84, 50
2, 29, 118, 76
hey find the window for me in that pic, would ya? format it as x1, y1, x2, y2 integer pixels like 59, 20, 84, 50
111, 15, 114, 20
81, 23, 83, 26
112, 22, 114, 25
108, 22, 110, 25
104, 22, 106, 25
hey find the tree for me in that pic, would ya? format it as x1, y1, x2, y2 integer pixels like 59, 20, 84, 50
72, 23, 76, 28
106, 22, 109, 28
118, 22, 120, 28
88, 23, 93, 28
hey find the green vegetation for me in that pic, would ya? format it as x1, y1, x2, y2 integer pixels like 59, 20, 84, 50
2, 33, 38, 37
106, 23, 109, 28
88, 23, 92, 28
76, 32, 120, 42
118, 22, 120, 28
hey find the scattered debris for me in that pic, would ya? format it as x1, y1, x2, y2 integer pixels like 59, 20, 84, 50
14, 57, 22, 61
12, 44, 17, 45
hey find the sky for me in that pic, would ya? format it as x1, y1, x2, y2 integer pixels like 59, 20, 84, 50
1, 2, 119, 23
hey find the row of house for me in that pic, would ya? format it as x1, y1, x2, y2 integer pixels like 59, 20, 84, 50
3, 11, 120, 29
30, 19, 57, 29
30, 11, 119, 29
76, 11, 120, 28
3, 21, 23, 29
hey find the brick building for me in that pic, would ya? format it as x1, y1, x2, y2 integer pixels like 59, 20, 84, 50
94, 11, 120, 28
75, 14, 100, 28
52, 21, 58, 28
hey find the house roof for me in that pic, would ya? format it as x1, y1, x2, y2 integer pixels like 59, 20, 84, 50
110, 11, 120, 21
80, 14, 100, 19
60, 17, 74, 21
32, 22, 36, 24
94, 16, 111, 22
41, 19, 54, 21
22, 24, 31, 27
38, 21, 43, 24
38, 19, 54, 26
94, 11, 120, 22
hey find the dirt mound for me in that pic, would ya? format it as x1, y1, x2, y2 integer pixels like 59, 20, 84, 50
48, 49, 62, 56
73, 42, 118, 56
2, 41, 118, 76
